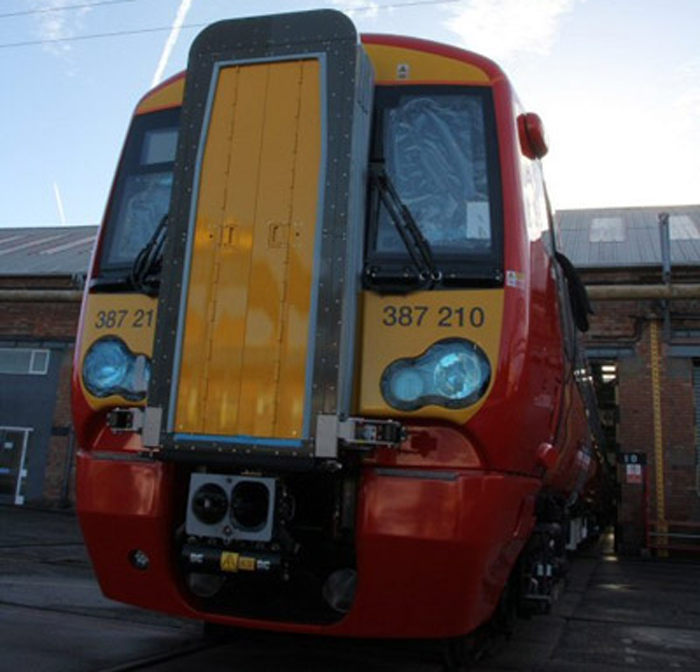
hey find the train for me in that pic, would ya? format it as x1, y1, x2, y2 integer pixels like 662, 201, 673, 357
72, 8, 609, 660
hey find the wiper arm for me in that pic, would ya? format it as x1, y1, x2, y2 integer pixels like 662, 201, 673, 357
131, 214, 168, 296
366, 162, 441, 290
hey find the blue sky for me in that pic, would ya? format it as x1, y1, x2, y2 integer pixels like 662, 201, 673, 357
0, 0, 698, 228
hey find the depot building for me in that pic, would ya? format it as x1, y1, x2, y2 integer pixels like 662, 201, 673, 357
1, 207, 699, 555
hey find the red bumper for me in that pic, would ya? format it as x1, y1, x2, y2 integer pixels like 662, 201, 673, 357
77, 453, 539, 638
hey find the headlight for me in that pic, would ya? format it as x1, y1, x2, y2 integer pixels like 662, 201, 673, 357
82, 337, 151, 400
380, 339, 491, 411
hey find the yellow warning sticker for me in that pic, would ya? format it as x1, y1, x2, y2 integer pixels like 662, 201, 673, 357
238, 556, 257, 572
220, 552, 239, 573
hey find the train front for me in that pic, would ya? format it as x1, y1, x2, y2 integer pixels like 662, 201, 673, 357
73, 10, 554, 638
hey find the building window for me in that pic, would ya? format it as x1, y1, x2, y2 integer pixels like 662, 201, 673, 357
590, 217, 625, 243
0, 348, 50, 375
670, 215, 700, 241
590, 360, 620, 464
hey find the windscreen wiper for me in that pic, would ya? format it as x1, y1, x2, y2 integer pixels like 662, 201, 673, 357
131, 214, 168, 296
365, 161, 441, 291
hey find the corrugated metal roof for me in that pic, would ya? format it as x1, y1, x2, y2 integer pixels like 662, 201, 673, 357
0, 226, 97, 276
557, 205, 700, 269
3, 206, 700, 276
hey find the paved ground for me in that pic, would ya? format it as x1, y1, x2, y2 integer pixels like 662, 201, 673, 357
1, 505, 700, 671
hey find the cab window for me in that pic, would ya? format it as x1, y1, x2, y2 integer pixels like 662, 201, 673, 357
366, 86, 503, 286
99, 108, 180, 275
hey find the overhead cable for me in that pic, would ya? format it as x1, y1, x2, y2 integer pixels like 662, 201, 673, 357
0, 0, 464, 49
0, 0, 136, 20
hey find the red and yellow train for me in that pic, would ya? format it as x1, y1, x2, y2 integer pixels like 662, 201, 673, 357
73, 9, 607, 652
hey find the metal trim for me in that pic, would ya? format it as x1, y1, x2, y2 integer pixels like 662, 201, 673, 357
174, 434, 304, 449
91, 451, 154, 463
586, 347, 635, 359
301, 53, 328, 439
337, 49, 373, 419
374, 468, 459, 482
670, 345, 700, 358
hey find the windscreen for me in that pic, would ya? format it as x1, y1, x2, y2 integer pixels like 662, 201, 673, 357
99, 108, 180, 274
367, 86, 502, 284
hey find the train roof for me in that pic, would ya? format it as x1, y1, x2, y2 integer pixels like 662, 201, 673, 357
135, 33, 508, 115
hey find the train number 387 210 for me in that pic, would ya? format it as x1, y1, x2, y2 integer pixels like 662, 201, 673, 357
94, 308, 154, 330
382, 305, 485, 328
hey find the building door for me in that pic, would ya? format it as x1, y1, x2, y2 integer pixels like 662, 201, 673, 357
0, 427, 30, 505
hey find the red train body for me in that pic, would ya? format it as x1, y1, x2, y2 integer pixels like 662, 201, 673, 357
73, 10, 607, 645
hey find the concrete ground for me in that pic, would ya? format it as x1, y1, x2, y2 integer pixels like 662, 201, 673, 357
1, 504, 700, 671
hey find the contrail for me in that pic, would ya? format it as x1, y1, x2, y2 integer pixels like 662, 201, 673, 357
151, 0, 194, 88
53, 182, 67, 225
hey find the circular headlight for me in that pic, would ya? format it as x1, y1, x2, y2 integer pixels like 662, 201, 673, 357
82, 338, 130, 397
389, 368, 425, 404
380, 339, 491, 411
434, 350, 483, 400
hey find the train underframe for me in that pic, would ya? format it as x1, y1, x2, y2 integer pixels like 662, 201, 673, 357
77, 446, 597, 640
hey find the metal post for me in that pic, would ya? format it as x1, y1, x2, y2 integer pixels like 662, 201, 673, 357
649, 320, 668, 556
658, 212, 672, 342
643, 462, 649, 555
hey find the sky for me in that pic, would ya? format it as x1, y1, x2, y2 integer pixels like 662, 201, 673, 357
0, 0, 698, 228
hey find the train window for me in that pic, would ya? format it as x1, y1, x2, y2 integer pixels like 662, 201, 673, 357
98, 108, 180, 276
141, 128, 178, 165
366, 86, 503, 286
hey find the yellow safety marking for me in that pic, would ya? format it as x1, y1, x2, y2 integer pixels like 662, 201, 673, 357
238, 556, 257, 572
649, 320, 668, 557
358, 289, 503, 424
136, 76, 185, 114
220, 552, 240, 573
133, 39, 493, 117
78, 293, 158, 410
363, 43, 490, 83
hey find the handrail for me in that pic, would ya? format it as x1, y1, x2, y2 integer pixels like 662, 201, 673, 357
646, 519, 700, 554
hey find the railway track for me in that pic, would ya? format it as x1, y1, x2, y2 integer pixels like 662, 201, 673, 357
94, 641, 219, 672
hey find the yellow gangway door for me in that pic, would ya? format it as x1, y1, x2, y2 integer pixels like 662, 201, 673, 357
174, 59, 322, 442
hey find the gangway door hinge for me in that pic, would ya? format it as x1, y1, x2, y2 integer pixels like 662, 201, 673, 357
315, 415, 406, 459
142, 406, 163, 447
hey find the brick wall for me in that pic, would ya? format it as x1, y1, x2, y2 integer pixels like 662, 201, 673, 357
0, 293, 80, 507
0, 301, 80, 340
43, 347, 76, 505
584, 289, 700, 556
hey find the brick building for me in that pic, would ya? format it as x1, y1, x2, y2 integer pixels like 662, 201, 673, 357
2, 208, 700, 558
0, 227, 94, 507
558, 205, 700, 555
